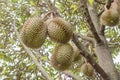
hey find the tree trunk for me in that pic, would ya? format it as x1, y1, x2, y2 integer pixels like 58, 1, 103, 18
87, 2, 119, 80
95, 43, 119, 80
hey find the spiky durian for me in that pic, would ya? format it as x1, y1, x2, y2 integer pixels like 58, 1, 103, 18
46, 17, 73, 43
20, 17, 47, 48
81, 63, 94, 77
100, 1, 119, 26
50, 43, 74, 71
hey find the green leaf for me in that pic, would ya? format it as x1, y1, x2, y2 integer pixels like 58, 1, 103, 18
42, 56, 48, 61
27, 64, 36, 71
88, 0, 94, 5
71, 4, 77, 13
0, 52, 12, 62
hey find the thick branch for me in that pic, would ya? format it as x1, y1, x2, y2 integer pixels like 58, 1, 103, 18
13, 15, 52, 80
80, 0, 102, 44
72, 33, 110, 80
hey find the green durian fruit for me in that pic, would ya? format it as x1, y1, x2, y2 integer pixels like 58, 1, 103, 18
20, 17, 47, 48
46, 17, 73, 43
81, 63, 94, 77
51, 43, 74, 71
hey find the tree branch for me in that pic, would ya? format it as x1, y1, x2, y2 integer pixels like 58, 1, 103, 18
80, 0, 102, 44
13, 15, 52, 80
72, 33, 110, 80
98, 9, 104, 17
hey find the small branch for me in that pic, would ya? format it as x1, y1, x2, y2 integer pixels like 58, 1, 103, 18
63, 71, 80, 80
72, 33, 110, 80
13, 15, 52, 80
98, 9, 104, 17
77, 34, 95, 43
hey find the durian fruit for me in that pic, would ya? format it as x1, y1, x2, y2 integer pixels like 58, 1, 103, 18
100, 1, 119, 26
81, 63, 94, 77
20, 17, 47, 48
46, 17, 73, 43
50, 43, 74, 71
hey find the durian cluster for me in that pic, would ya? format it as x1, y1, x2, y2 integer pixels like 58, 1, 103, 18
20, 14, 73, 48
100, 0, 120, 26
20, 12, 94, 77
20, 13, 74, 70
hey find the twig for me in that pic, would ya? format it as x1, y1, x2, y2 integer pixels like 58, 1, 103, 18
13, 14, 52, 80
98, 9, 104, 17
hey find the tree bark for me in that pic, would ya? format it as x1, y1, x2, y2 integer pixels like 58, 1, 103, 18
95, 43, 119, 80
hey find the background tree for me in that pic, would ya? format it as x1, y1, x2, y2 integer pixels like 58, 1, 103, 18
0, 0, 120, 80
